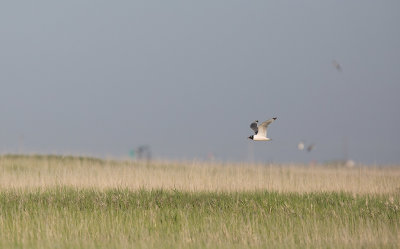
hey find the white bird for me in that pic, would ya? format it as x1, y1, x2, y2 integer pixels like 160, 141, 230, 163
298, 142, 305, 151
248, 117, 277, 141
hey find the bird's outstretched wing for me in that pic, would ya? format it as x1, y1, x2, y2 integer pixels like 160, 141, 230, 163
250, 121, 258, 134
257, 117, 277, 137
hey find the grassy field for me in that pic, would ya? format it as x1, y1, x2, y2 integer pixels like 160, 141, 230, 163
0, 155, 399, 248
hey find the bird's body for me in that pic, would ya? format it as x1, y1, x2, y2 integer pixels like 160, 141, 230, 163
248, 117, 277, 141
251, 135, 271, 141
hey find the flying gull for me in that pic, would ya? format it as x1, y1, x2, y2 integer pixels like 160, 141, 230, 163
248, 117, 277, 141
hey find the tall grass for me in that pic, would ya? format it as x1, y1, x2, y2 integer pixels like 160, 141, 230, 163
0, 188, 399, 249
0, 155, 399, 248
0, 154, 399, 194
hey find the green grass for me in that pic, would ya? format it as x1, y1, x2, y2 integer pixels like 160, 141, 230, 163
0, 188, 398, 249
0, 155, 399, 248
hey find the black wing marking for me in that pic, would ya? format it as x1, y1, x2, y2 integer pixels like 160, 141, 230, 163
250, 121, 258, 135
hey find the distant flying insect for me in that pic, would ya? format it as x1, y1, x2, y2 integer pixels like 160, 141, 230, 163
248, 117, 277, 141
307, 144, 315, 152
332, 60, 342, 72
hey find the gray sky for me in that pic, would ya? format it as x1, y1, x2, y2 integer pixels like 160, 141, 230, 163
1, 1, 399, 164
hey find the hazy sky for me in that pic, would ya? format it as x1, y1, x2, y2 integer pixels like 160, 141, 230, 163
1, 1, 399, 164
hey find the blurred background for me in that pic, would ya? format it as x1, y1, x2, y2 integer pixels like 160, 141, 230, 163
0, 1, 399, 164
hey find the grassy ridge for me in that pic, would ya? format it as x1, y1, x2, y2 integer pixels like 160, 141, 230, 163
0, 188, 399, 249
1, 154, 399, 193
